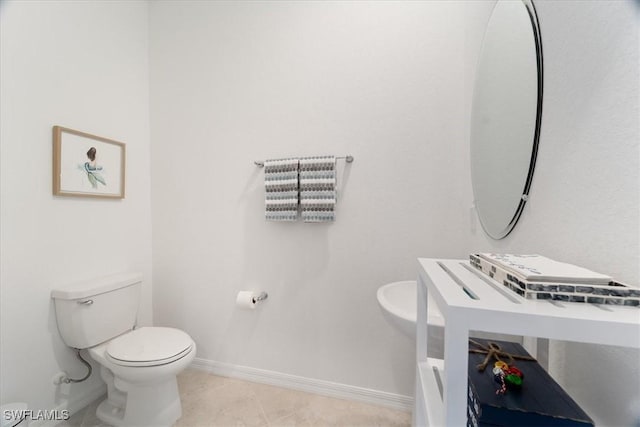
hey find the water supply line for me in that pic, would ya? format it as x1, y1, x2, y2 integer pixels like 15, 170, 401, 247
62, 349, 92, 384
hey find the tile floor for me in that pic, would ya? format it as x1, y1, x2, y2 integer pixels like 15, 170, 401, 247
61, 369, 412, 427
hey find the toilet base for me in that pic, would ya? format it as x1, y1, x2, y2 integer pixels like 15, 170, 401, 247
86, 331, 195, 427
95, 372, 182, 427
96, 399, 125, 426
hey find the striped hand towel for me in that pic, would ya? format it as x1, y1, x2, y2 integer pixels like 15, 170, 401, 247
299, 156, 336, 222
264, 158, 299, 221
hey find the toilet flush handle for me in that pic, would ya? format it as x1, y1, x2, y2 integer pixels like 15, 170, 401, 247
77, 299, 93, 305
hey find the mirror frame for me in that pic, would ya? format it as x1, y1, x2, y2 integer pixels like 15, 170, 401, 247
472, 0, 544, 239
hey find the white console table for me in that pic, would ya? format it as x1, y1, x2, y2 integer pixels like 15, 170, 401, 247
414, 258, 640, 427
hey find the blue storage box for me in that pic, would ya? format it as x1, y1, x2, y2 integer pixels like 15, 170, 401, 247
467, 339, 594, 427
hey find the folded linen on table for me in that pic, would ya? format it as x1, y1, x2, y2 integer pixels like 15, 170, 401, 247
299, 156, 336, 222
264, 158, 299, 221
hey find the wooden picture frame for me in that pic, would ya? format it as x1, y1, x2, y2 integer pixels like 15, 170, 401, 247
53, 126, 126, 199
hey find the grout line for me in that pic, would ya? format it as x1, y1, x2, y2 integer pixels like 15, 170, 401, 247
255, 396, 271, 427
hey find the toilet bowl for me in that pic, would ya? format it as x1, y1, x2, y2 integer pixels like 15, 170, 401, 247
89, 327, 195, 427
51, 273, 195, 427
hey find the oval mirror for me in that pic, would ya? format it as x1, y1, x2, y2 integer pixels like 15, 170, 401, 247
470, 0, 543, 239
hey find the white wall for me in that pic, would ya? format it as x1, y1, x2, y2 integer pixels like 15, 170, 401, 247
149, 1, 469, 398
2, 0, 636, 424
0, 0, 152, 416
463, 1, 639, 425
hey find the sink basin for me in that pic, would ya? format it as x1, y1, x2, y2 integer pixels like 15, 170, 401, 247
377, 280, 444, 339
377, 281, 513, 359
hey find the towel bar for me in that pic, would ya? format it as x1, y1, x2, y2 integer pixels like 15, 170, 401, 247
254, 155, 353, 168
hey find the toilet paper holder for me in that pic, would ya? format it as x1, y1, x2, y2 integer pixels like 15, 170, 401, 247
253, 292, 268, 304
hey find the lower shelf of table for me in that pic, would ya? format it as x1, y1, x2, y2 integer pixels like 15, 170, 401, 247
415, 358, 445, 427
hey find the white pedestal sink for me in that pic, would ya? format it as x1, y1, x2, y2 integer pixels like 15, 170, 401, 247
377, 281, 445, 357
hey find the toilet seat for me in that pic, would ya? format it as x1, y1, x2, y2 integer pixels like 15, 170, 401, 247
106, 327, 193, 367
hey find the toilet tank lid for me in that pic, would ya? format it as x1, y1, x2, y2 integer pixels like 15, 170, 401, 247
51, 272, 142, 300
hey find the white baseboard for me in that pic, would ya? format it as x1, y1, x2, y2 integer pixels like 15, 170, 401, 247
29, 384, 106, 427
190, 358, 413, 412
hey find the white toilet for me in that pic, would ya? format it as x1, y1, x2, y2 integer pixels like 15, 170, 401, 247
51, 273, 196, 427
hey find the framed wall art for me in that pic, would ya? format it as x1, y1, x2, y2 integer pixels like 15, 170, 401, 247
52, 126, 126, 199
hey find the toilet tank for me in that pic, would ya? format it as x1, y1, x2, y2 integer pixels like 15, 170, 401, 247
51, 273, 142, 349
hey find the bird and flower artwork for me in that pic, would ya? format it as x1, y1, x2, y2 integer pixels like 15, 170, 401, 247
52, 126, 125, 199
